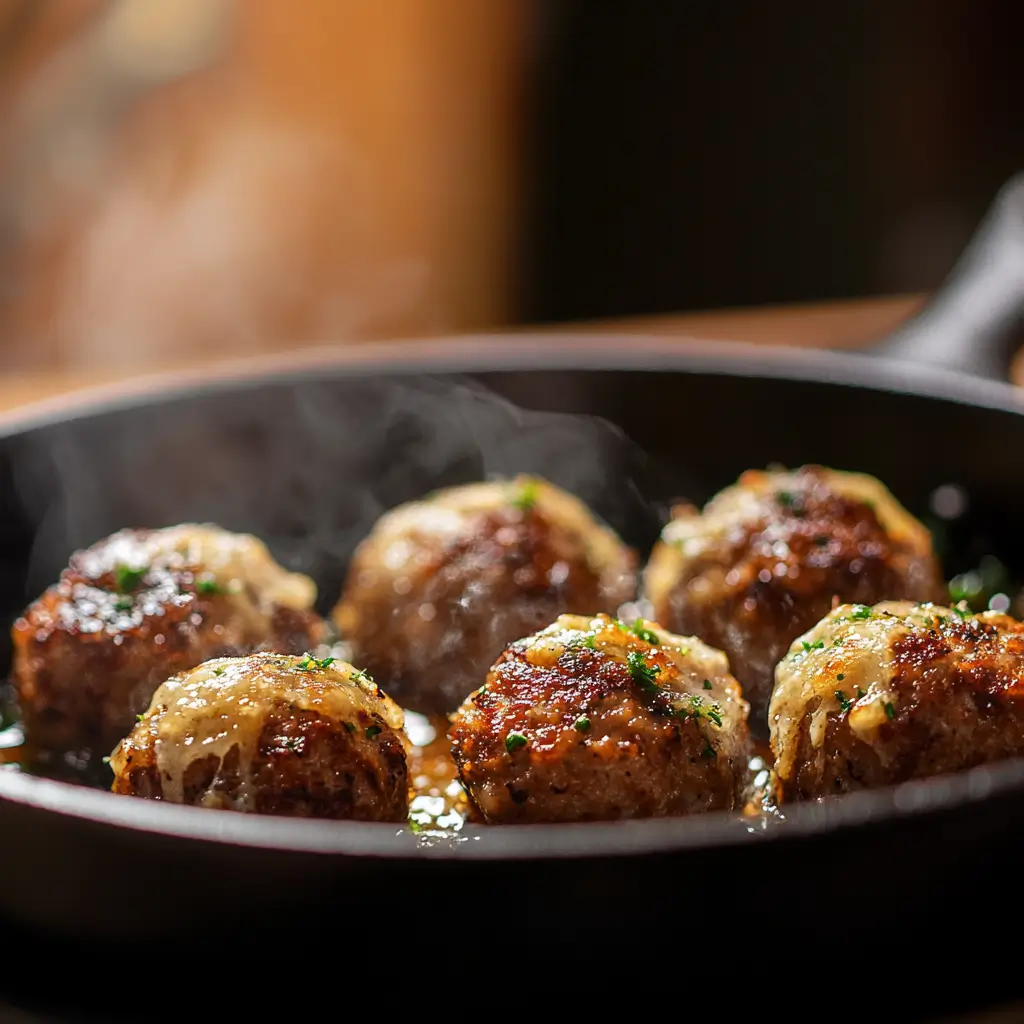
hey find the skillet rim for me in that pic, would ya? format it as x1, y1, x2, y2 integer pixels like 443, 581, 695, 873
3, 331, 1024, 860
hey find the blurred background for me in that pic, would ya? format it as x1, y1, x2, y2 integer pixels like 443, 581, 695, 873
0, 0, 1022, 373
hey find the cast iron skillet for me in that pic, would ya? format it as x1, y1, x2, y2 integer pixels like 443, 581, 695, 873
2, 178, 1024, 1014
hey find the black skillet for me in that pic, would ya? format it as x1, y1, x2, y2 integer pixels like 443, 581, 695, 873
2, 177, 1024, 1016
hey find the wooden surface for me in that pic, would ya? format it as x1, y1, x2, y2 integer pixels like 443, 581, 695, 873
0, 292, 928, 413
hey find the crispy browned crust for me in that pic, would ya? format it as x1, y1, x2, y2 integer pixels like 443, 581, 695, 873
11, 530, 324, 755
112, 702, 408, 820
647, 467, 945, 732
448, 619, 747, 823
337, 506, 636, 715
777, 612, 1024, 800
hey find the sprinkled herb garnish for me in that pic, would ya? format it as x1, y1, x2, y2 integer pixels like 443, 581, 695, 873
703, 679, 712, 690
952, 603, 972, 620
114, 596, 133, 612
297, 654, 336, 672
365, 725, 382, 740
101, 755, 111, 765
343, 722, 356, 733
407, 818, 423, 834
813, 535, 829, 547
802, 639, 825, 653
627, 650, 662, 693
135, 713, 145, 722
702, 743, 716, 759
574, 716, 591, 732
213, 667, 225, 676
835, 690, 852, 713
883, 701, 896, 720
567, 631, 597, 651
832, 638, 844, 647
857, 688, 866, 699
195, 579, 224, 595
505, 732, 528, 753
777, 491, 794, 507
837, 673, 845, 681
284, 737, 301, 752
511, 479, 538, 512
850, 605, 872, 620
677, 693, 723, 727
631, 619, 660, 645
114, 564, 147, 593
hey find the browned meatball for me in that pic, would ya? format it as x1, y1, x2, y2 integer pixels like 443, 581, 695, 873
333, 477, 637, 715
644, 466, 945, 734
770, 601, 1024, 802
448, 613, 750, 823
109, 652, 408, 820
12, 524, 325, 755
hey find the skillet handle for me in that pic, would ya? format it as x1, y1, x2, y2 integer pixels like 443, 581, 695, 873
873, 173, 1024, 381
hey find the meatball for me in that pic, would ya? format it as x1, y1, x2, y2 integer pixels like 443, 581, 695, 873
770, 600, 1024, 801
644, 466, 945, 733
12, 524, 325, 755
109, 652, 408, 820
448, 613, 750, 823
333, 476, 637, 714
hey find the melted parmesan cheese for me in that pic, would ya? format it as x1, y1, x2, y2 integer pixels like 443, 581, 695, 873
511, 613, 748, 734
110, 654, 403, 809
355, 476, 630, 579
84, 524, 316, 611
770, 600, 947, 782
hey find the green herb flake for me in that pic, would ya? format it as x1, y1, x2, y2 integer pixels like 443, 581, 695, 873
407, 818, 423, 834
114, 564, 147, 593
802, 639, 825, 653
343, 722, 356, 733
627, 650, 662, 693
850, 605, 872, 620
365, 725, 382, 740
883, 701, 896, 720
511, 479, 539, 512
702, 743, 717, 759
836, 673, 845, 681
284, 737, 302, 752
505, 732, 528, 753
213, 667, 226, 677
573, 716, 591, 733
776, 491, 794, 507
835, 690, 852, 713
813, 535, 830, 547
857, 688, 866, 699
703, 679, 712, 690
952, 602, 972, 621
297, 654, 337, 672
677, 693, 724, 728
101, 755, 112, 765
135, 713, 145, 723
195, 578, 224, 595
567, 631, 597, 651
631, 619, 660, 645
114, 596, 134, 612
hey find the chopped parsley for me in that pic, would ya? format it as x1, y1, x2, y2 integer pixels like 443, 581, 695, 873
567, 631, 597, 651
114, 596, 133, 612
702, 743, 716, 759
703, 679, 712, 690
813, 535, 830, 547
836, 673, 845, 681
857, 688, 866, 699
365, 725, 382, 740
835, 690, 852, 713
284, 737, 302, 752
511, 480, 539, 512
135, 713, 145, 723
505, 732, 528, 753
850, 605, 872, 620
802, 639, 825, 653
627, 650, 662, 693
883, 701, 896, 720
213, 667, 226, 676
630, 619, 660, 645
952, 603, 972, 621
114, 564, 147, 593
296, 654, 337, 672
343, 722, 356, 733
776, 490, 794, 507
678, 693, 723, 727
349, 666, 371, 683
832, 638, 844, 647
195, 578, 225, 595
573, 716, 591, 732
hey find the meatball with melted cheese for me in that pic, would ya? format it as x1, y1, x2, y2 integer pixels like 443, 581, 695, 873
770, 601, 1024, 802
644, 466, 945, 733
333, 477, 637, 715
448, 613, 750, 822
12, 525, 325, 755
110, 652, 408, 820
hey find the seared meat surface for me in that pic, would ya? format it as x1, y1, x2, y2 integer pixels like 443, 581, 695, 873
770, 600, 1024, 801
449, 613, 749, 822
333, 477, 637, 715
110, 652, 408, 820
12, 525, 324, 755
644, 466, 945, 734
